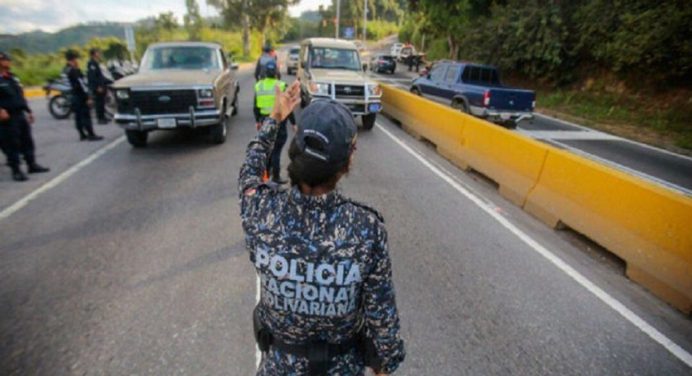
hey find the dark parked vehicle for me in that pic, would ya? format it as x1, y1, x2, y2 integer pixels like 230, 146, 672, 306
370, 54, 396, 74
411, 61, 535, 128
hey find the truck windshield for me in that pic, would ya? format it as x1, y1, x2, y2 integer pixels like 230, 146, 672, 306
141, 46, 220, 71
310, 47, 360, 71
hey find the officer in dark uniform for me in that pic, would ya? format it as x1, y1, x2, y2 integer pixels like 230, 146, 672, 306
239, 81, 405, 375
0, 51, 49, 181
65, 50, 103, 141
87, 48, 112, 124
255, 43, 280, 81
253, 60, 295, 184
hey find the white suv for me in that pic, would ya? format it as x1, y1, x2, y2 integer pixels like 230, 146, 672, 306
298, 38, 382, 130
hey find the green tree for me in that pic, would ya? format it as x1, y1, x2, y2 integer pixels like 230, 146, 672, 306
184, 0, 204, 40
207, 0, 298, 57
155, 12, 179, 32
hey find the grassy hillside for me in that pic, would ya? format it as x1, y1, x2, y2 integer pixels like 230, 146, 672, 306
0, 23, 127, 54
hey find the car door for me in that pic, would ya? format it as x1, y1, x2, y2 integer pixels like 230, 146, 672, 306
420, 63, 447, 97
439, 63, 461, 100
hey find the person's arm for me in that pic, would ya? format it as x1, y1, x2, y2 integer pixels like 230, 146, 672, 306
87, 62, 98, 93
254, 59, 261, 80
253, 93, 261, 123
287, 111, 296, 126
239, 81, 300, 202
362, 224, 406, 374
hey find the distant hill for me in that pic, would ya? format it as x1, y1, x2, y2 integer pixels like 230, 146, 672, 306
0, 23, 127, 54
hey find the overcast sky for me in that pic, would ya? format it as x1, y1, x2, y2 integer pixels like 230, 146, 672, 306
0, 0, 333, 34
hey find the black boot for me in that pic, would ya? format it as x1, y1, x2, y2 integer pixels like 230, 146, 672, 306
87, 134, 104, 141
12, 168, 28, 182
28, 163, 50, 173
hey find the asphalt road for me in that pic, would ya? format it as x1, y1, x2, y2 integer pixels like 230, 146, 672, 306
370, 63, 692, 195
0, 66, 690, 375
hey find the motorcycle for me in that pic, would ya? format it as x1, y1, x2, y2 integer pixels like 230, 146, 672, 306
43, 75, 73, 119
43, 74, 116, 120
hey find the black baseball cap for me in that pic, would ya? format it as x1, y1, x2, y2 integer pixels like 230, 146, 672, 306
295, 99, 357, 164
0, 51, 11, 61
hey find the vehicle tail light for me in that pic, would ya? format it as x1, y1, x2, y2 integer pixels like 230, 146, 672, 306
483, 90, 491, 107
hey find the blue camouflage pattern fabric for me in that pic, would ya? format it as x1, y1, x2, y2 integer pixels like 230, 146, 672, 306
239, 117, 405, 375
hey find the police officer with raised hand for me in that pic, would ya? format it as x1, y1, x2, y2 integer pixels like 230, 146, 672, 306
65, 50, 103, 141
253, 60, 295, 184
87, 48, 112, 125
0, 51, 49, 182
240, 81, 405, 375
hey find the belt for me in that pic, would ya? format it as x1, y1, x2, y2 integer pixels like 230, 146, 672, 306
270, 336, 360, 376
270, 336, 359, 358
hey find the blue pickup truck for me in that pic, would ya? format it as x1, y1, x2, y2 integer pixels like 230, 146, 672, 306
411, 61, 535, 128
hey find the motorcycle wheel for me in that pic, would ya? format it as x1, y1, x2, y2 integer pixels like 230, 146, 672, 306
49, 95, 72, 119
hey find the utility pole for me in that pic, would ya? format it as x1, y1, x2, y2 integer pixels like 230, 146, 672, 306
335, 0, 340, 39
363, 0, 367, 44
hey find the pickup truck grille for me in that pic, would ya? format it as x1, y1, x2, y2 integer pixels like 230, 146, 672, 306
335, 85, 365, 98
127, 90, 198, 115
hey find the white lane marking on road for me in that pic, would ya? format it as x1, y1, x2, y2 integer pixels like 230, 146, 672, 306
255, 274, 261, 370
0, 136, 126, 221
375, 122, 692, 368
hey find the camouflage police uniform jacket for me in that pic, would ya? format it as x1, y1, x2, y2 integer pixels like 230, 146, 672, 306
239, 118, 405, 375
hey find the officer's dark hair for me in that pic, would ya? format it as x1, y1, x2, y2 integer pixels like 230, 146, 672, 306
287, 138, 350, 189
89, 48, 100, 57
65, 50, 79, 61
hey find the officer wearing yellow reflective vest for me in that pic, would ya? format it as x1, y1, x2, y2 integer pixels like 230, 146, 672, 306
254, 60, 295, 184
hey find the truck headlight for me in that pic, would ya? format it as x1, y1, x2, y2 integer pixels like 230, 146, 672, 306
197, 88, 214, 98
115, 89, 130, 100
309, 82, 331, 96
367, 84, 382, 97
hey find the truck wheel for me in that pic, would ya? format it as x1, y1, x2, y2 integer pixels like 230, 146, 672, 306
502, 120, 518, 130
126, 130, 148, 148
362, 113, 376, 131
452, 99, 469, 114
210, 116, 228, 144
410, 87, 422, 96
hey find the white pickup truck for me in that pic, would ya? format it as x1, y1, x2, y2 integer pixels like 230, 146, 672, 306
297, 38, 382, 130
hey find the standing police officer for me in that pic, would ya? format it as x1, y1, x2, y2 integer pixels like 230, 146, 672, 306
87, 48, 112, 125
240, 81, 405, 375
253, 60, 295, 184
65, 50, 103, 141
0, 51, 49, 181
255, 42, 280, 81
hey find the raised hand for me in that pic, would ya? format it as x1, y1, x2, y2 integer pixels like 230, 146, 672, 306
270, 81, 301, 123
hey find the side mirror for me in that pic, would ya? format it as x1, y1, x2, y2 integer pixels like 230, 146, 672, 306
230, 63, 239, 71
362, 63, 368, 72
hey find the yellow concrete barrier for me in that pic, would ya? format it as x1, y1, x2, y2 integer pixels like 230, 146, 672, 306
525, 148, 692, 313
24, 87, 52, 99
381, 84, 692, 313
381, 84, 549, 206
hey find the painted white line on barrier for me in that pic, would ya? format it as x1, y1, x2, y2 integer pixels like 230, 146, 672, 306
0, 136, 126, 221
375, 121, 692, 368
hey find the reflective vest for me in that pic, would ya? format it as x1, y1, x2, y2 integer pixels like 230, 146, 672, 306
255, 78, 286, 115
